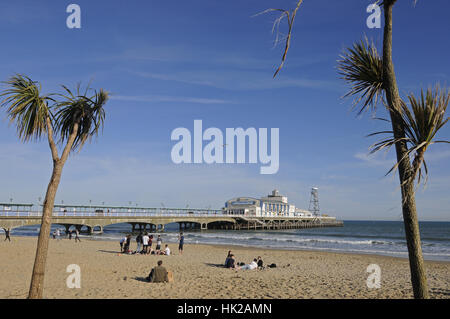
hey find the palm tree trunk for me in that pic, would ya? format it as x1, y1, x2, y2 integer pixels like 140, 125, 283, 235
28, 161, 64, 299
28, 118, 78, 299
382, 0, 429, 299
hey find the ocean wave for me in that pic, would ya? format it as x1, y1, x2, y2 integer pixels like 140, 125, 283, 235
275, 237, 390, 246
184, 233, 394, 246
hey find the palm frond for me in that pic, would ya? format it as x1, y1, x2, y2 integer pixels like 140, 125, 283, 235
55, 85, 109, 152
367, 85, 449, 186
403, 86, 449, 183
337, 37, 384, 115
0, 75, 53, 141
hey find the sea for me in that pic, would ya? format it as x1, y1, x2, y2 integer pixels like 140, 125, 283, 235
2, 220, 449, 262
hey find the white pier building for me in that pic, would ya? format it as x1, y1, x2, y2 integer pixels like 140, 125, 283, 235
223, 189, 312, 217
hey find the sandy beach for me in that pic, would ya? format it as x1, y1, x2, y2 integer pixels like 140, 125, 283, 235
0, 236, 448, 299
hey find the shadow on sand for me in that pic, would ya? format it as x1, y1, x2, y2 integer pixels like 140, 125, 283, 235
134, 277, 150, 283
204, 263, 226, 268
431, 288, 450, 297
97, 250, 121, 254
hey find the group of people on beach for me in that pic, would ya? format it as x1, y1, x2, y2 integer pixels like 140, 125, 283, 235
120, 232, 185, 256
3, 228, 80, 242
224, 250, 265, 270
51, 228, 81, 242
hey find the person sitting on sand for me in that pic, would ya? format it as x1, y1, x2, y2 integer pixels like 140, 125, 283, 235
224, 250, 232, 266
257, 256, 264, 269
146, 260, 169, 283
158, 244, 170, 255
163, 244, 171, 256
240, 259, 258, 270
226, 254, 237, 269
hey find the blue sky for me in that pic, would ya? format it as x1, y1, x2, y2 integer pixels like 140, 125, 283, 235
0, 0, 449, 220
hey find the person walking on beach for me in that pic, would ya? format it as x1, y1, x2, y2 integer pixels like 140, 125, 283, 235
68, 229, 72, 240
52, 230, 56, 239
136, 232, 143, 254
178, 232, 184, 255
74, 229, 81, 242
56, 229, 61, 240
4, 228, 11, 242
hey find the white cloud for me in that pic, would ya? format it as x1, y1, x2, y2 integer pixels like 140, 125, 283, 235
110, 95, 231, 105
354, 151, 395, 168
0, 141, 448, 221
425, 149, 450, 163
131, 69, 339, 91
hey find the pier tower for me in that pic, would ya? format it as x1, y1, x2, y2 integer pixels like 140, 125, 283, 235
308, 187, 320, 216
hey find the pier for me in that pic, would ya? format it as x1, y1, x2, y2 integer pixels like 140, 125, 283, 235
0, 203, 343, 234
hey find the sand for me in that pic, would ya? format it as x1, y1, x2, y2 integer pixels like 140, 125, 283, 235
0, 236, 448, 299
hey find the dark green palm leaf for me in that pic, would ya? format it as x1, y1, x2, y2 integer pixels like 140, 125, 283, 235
337, 37, 384, 115
368, 86, 449, 186
55, 85, 108, 152
402, 86, 449, 184
0, 75, 54, 141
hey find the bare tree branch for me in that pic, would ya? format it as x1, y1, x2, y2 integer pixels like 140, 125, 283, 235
255, 0, 305, 78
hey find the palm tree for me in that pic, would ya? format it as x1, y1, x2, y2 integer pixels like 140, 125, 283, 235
0, 75, 108, 299
260, 0, 449, 298
338, 39, 449, 299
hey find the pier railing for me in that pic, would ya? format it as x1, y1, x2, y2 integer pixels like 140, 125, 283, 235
0, 203, 339, 221
0, 209, 337, 220
0, 204, 343, 232
0, 210, 224, 218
